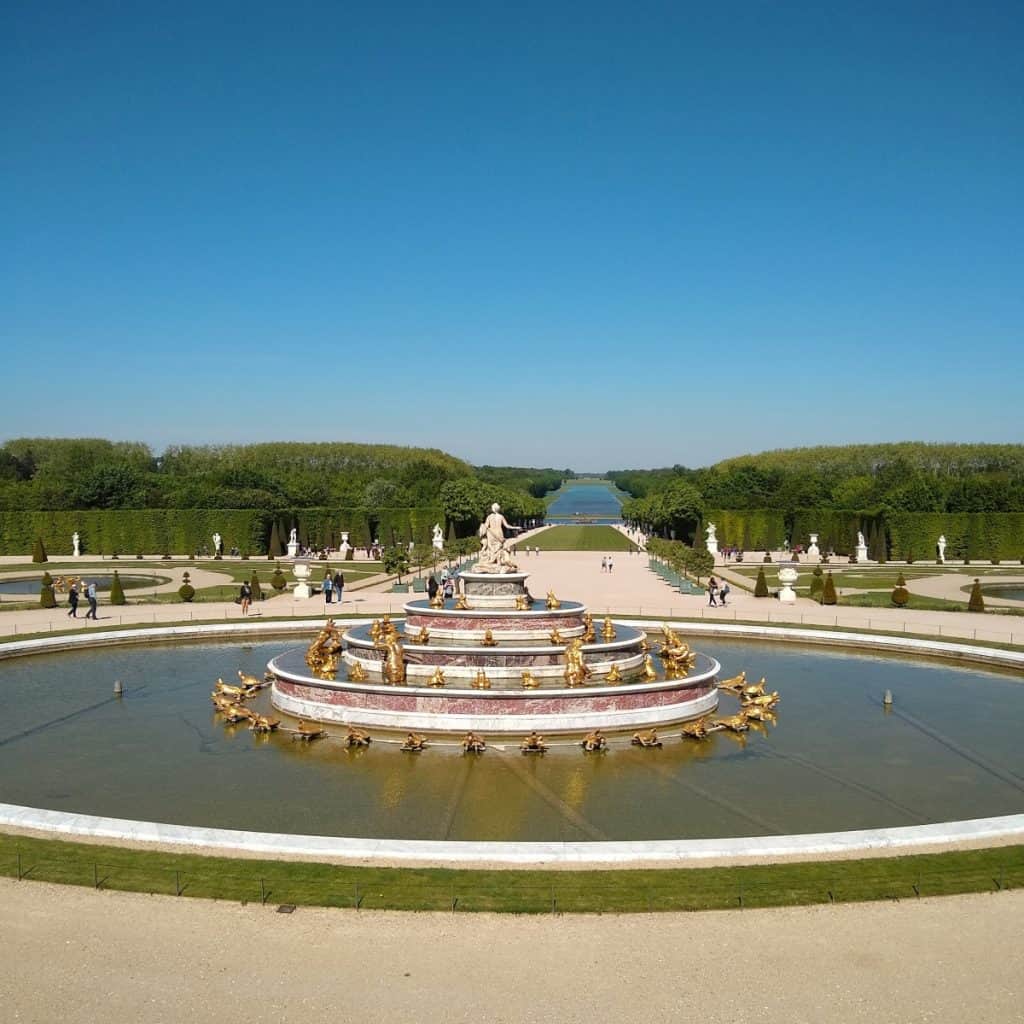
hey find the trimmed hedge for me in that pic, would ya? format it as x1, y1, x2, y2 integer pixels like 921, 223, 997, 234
705, 510, 786, 552
886, 512, 1024, 563
0, 506, 444, 557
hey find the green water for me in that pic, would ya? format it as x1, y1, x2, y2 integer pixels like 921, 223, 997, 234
1, 639, 1022, 841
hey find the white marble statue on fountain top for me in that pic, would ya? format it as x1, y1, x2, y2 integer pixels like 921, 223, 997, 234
475, 503, 520, 573
432, 523, 444, 551
72, 531, 80, 557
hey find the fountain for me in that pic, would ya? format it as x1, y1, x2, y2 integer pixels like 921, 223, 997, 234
268, 503, 720, 734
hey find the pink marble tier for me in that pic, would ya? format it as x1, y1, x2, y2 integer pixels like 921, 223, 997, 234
404, 611, 583, 632
275, 677, 714, 716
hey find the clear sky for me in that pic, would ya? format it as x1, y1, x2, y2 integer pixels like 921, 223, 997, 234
3, 1, 1022, 470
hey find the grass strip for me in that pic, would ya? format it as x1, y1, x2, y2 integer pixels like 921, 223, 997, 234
1, 832, 1020, 913
526, 526, 638, 552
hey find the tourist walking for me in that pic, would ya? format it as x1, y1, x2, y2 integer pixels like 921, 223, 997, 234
607, 556, 614, 573
333, 571, 344, 605
239, 580, 252, 615
427, 574, 439, 600
322, 572, 333, 604
707, 576, 718, 607
67, 582, 79, 618
84, 580, 98, 619
719, 581, 730, 606
601, 556, 607, 573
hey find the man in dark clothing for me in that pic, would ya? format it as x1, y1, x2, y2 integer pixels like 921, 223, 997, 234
427, 575, 439, 600
333, 572, 345, 605
67, 583, 79, 618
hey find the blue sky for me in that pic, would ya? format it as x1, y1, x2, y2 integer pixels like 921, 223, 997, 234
3, 1, 1022, 470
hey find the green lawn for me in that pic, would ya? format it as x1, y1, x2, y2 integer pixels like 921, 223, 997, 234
526, 526, 638, 552
0, 831, 1020, 913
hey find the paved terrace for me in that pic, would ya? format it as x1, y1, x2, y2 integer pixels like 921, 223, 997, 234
0, 544, 1022, 646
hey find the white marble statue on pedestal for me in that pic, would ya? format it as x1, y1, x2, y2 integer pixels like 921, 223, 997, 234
72, 532, 81, 557
806, 532, 820, 559
286, 526, 300, 559
704, 521, 719, 558
475, 503, 520, 573
855, 530, 869, 564
937, 535, 946, 564
212, 532, 222, 556
432, 523, 444, 551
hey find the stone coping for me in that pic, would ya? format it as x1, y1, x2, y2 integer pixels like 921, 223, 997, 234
1, 618, 1022, 865
1, 802, 1022, 865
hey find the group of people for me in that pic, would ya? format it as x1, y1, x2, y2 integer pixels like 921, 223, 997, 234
600, 555, 615, 572
706, 576, 731, 607
66, 580, 99, 619
426, 572, 456, 601
322, 571, 346, 604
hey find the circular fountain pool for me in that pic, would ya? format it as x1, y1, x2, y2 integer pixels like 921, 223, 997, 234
1, 635, 1022, 843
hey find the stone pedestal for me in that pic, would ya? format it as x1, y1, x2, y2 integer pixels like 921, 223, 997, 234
460, 571, 531, 609
778, 566, 798, 603
855, 543, 869, 564
287, 541, 299, 559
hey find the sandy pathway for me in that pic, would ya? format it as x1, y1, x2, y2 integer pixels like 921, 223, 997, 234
0, 879, 1020, 1023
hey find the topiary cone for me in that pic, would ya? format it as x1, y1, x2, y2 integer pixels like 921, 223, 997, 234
754, 566, 769, 597
822, 572, 838, 605
40, 581, 56, 608
32, 537, 48, 564
967, 579, 985, 613
109, 570, 126, 606
250, 571, 263, 601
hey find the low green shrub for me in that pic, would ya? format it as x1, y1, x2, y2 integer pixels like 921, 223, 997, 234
891, 584, 910, 607
250, 572, 263, 601
271, 564, 287, 591
178, 571, 196, 603
808, 566, 824, 601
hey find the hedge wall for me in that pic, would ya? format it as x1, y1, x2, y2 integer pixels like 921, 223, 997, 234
705, 510, 787, 551
885, 512, 1024, 562
0, 506, 445, 556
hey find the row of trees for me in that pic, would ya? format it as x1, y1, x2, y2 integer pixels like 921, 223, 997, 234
610, 443, 1024, 514
646, 537, 715, 583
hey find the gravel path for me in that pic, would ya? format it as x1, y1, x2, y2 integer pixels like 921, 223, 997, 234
1, 879, 1021, 1023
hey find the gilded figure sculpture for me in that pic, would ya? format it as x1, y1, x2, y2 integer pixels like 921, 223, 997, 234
481, 628, 498, 646
305, 619, 343, 678
581, 613, 596, 642
680, 717, 711, 740
454, 592, 469, 610
471, 669, 491, 689
520, 731, 547, 753
641, 655, 658, 681
514, 594, 530, 611
605, 663, 623, 684
601, 616, 616, 641
401, 732, 427, 752
563, 637, 591, 687
462, 732, 486, 754
631, 729, 662, 748
549, 627, 565, 645
580, 729, 606, 752
546, 590, 561, 609
383, 635, 406, 684
347, 660, 368, 682
521, 670, 540, 689
344, 726, 372, 748
411, 626, 430, 644
429, 590, 445, 608
427, 666, 446, 687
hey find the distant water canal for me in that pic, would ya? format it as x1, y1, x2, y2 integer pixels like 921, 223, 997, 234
546, 480, 625, 523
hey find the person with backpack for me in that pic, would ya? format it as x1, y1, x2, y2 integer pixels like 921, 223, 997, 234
84, 580, 98, 620
239, 580, 252, 615
707, 576, 719, 607
719, 581, 730, 606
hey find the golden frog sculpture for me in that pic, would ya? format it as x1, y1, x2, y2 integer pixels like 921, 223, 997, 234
549, 627, 565, 645
427, 666, 446, 687
521, 670, 540, 689
481, 628, 498, 646
410, 626, 430, 645
520, 731, 547, 753
347, 660, 368, 682
580, 729, 606, 752
605, 663, 623, 684
454, 593, 469, 610
401, 732, 427, 752
631, 729, 662, 748
471, 669, 492, 689
462, 732, 486, 753
344, 726, 372, 748
514, 594, 530, 611
429, 590, 445, 608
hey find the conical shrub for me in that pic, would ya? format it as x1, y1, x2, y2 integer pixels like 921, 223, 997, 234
40, 579, 56, 608
32, 537, 48, 563
895, 572, 907, 587
109, 571, 126, 605
822, 572, 838, 605
967, 579, 985, 613
808, 565, 824, 601
754, 566, 769, 598
250, 571, 263, 601
267, 521, 283, 560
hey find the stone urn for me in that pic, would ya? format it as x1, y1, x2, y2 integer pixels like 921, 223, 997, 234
778, 566, 799, 604
293, 561, 312, 600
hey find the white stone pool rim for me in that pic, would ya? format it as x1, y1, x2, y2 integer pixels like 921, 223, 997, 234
0, 618, 1022, 866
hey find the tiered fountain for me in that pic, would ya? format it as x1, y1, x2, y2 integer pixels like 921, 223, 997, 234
269, 504, 720, 735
